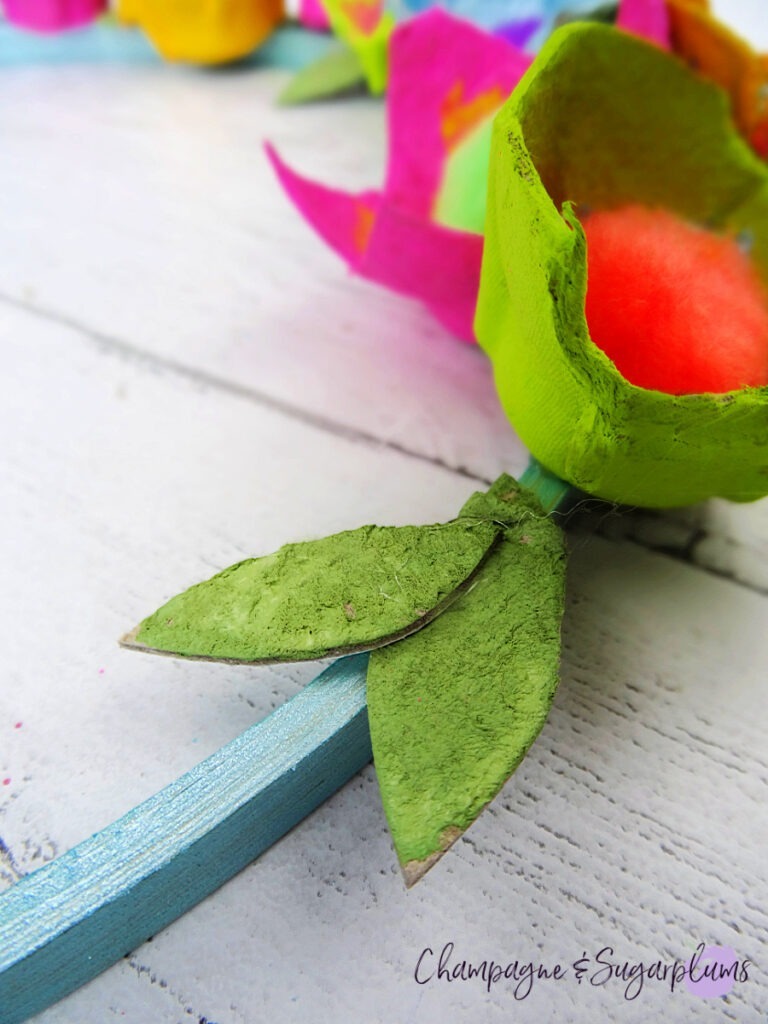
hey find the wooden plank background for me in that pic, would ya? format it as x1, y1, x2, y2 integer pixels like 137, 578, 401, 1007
1, 5, 766, 1021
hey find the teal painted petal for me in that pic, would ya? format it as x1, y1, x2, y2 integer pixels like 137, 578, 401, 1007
124, 517, 502, 664
366, 479, 567, 884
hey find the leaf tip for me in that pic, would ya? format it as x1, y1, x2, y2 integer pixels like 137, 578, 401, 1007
400, 825, 464, 888
119, 624, 149, 652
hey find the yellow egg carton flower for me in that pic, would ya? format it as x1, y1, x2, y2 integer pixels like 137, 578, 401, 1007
115, 0, 284, 64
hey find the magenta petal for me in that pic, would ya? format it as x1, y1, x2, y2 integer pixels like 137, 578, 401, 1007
268, 11, 533, 344
267, 144, 481, 342
4, 0, 105, 30
361, 205, 482, 342
299, 0, 330, 31
616, 0, 670, 48
265, 144, 381, 269
384, 9, 531, 220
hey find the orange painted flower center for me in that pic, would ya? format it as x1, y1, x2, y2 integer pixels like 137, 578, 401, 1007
584, 205, 768, 395
440, 81, 505, 152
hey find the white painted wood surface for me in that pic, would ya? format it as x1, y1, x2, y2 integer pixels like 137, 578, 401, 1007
1, 4, 767, 1021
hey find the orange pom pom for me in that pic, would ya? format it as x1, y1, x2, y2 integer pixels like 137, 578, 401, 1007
583, 205, 768, 394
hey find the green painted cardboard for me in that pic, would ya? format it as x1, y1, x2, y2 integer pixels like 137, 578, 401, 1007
278, 43, 365, 105
366, 475, 567, 882
476, 23, 768, 508
125, 516, 502, 663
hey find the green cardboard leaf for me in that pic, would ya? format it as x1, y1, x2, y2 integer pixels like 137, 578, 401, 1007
366, 476, 567, 885
278, 44, 366, 105
123, 515, 502, 664
476, 23, 768, 508
316, 0, 392, 95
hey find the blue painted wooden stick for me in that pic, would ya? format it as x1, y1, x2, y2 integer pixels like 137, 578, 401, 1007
0, 654, 371, 1024
0, 462, 570, 1023
0, 22, 337, 69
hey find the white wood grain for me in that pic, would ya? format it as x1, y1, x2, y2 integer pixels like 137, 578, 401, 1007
1, 295, 767, 1024
0, 300, 479, 855
0, 64, 529, 487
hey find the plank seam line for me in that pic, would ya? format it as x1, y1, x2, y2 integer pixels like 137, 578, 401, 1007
598, 530, 768, 598
565, 506, 768, 598
0, 289, 489, 485
3, 291, 766, 597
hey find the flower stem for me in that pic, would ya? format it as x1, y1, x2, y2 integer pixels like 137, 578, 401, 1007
519, 457, 574, 515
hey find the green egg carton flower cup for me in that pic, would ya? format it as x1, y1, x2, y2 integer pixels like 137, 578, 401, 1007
476, 21, 768, 509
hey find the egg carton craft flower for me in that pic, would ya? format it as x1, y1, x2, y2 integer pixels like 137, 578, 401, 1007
115, 0, 285, 64
664, 0, 768, 159
271, 1, 768, 344
477, 21, 768, 508
2, 0, 107, 30
268, 2, 671, 341
129, 22, 768, 879
269, 8, 534, 341
301, 0, 609, 97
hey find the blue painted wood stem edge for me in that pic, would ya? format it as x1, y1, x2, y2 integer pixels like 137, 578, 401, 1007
0, 654, 371, 1024
0, 460, 570, 1023
0, 22, 337, 70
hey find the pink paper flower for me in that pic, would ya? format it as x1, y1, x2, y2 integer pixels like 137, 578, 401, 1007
269, 2, 668, 341
299, 0, 330, 31
616, 0, 668, 43
267, 9, 531, 341
4, 0, 106, 31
